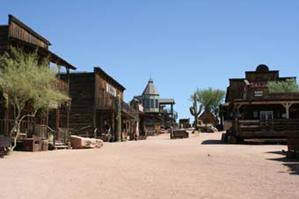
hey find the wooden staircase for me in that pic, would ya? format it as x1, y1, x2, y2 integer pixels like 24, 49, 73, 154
54, 141, 70, 150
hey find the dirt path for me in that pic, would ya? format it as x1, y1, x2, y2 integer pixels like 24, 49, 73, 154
0, 132, 298, 199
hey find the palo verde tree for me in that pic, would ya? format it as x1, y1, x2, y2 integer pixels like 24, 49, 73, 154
191, 88, 225, 120
268, 79, 299, 93
0, 47, 69, 151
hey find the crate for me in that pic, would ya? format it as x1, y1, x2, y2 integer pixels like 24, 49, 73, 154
171, 129, 189, 139
0, 136, 11, 157
23, 138, 41, 152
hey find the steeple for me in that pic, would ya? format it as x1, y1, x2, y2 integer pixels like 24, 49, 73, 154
142, 78, 159, 96
141, 78, 160, 113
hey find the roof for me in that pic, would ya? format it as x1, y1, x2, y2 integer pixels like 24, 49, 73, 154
142, 79, 159, 96
159, 98, 175, 104
8, 37, 76, 70
94, 67, 125, 91
198, 111, 218, 124
8, 15, 51, 46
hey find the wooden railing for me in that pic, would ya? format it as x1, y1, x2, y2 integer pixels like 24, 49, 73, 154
96, 92, 138, 118
246, 89, 299, 101
0, 119, 36, 136
96, 92, 117, 110
237, 119, 299, 132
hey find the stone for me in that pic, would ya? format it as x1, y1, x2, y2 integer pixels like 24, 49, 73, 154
70, 135, 104, 149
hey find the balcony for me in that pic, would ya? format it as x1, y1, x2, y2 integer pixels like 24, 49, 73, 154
95, 92, 138, 118
242, 87, 299, 101
96, 92, 117, 110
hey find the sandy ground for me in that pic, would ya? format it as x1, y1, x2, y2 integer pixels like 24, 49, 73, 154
1, 132, 299, 199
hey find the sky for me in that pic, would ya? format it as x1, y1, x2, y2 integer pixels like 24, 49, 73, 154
1, 0, 299, 119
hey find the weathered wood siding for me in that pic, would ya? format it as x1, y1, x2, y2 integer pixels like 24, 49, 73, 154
95, 73, 124, 101
8, 20, 48, 49
0, 26, 8, 51
63, 73, 95, 130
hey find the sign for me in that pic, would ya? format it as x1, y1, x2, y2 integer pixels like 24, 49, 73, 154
106, 84, 117, 97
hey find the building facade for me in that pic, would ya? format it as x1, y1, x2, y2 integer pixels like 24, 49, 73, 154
0, 15, 76, 144
221, 65, 299, 143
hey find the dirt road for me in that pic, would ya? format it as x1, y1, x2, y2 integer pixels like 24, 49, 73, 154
0, 132, 298, 199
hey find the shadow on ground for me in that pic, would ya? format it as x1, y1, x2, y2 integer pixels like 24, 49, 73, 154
201, 140, 224, 145
267, 151, 299, 175
201, 140, 285, 145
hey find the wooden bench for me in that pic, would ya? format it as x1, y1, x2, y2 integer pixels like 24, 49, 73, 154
0, 136, 11, 158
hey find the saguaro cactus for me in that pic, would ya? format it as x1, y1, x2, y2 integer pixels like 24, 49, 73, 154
189, 93, 202, 129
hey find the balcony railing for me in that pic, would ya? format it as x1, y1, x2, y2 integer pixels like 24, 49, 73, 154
96, 92, 117, 110
237, 119, 299, 133
96, 92, 137, 116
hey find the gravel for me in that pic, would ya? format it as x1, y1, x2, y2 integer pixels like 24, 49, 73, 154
0, 132, 298, 199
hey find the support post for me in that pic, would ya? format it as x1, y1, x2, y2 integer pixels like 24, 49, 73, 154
111, 111, 115, 141
66, 68, 70, 132
4, 106, 9, 136
115, 97, 122, 142
282, 102, 293, 119
56, 108, 60, 141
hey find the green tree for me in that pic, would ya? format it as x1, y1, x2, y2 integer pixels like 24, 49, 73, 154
192, 88, 225, 117
268, 79, 299, 93
0, 47, 69, 151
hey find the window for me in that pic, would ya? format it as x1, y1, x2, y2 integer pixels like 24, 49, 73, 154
253, 111, 258, 119
155, 99, 159, 108
260, 111, 273, 121
254, 91, 263, 97
150, 99, 154, 108
144, 99, 150, 109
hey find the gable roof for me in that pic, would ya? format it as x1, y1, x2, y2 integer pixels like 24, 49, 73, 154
94, 67, 125, 91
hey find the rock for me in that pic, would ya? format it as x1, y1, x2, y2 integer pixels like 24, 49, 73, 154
70, 135, 104, 149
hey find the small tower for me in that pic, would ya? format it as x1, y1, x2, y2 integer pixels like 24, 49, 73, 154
142, 79, 160, 113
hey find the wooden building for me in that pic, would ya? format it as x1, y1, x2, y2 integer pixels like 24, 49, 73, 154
221, 65, 299, 143
0, 15, 76, 145
198, 111, 219, 127
61, 67, 137, 142
179, 118, 191, 129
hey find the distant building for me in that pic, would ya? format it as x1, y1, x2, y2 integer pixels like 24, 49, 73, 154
133, 79, 177, 135
61, 67, 137, 142
179, 118, 191, 129
198, 111, 218, 127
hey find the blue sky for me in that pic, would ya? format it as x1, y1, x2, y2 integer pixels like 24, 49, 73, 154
1, 1, 299, 119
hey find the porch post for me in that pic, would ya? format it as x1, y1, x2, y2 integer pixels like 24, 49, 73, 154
56, 107, 60, 141
66, 68, 70, 132
282, 102, 292, 119
171, 104, 174, 127
4, 106, 9, 136
286, 104, 290, 119
115, 97, 122, 142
